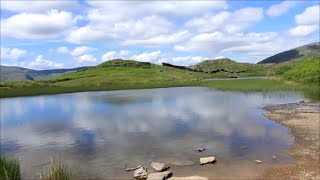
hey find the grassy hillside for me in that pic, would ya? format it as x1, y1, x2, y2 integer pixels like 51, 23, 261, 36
188, 58, 270, 76
0, 65, 89, 82
283, 58, 320, 84
258, 42, 320, 64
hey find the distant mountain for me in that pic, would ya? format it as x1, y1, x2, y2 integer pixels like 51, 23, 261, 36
0, 65, 90, 82
258, 42, 320, 64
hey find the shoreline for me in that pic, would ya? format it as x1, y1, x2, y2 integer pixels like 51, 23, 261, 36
262, 101, 320, 179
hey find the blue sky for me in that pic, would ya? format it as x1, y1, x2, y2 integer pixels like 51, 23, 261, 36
1, 0, 319, 70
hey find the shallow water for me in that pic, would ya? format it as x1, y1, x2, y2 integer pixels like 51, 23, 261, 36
0, 87, 310, 179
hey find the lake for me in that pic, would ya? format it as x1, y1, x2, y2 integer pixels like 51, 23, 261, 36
0, 87, 310, 179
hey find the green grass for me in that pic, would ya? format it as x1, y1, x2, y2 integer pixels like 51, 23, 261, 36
0, 59, 318, 98
283, 58, 320, 84
0, 156, 21, 180
39, 159, 70, 180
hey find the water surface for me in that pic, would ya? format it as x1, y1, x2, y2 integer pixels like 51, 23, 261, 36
0, 87, 309, 179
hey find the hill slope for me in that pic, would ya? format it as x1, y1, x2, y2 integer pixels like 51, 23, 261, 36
283, 58, 320, 84
258, 42, 320, 64
0, 65, 89, 82
188, 58, 270, 76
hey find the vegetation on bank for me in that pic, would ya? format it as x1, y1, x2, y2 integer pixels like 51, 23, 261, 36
39, 159, 70, 180
283, 58, 320, 84
0, 156, 20, 180
0, 156, 70, 180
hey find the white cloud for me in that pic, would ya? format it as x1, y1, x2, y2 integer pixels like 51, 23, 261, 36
101, 51, 117, 62
87, 1, 228, 21
128, 51, 209, 65
75, 54, 97, 63
1, 47, 27, 60
56, 46, 69, 54
214, 56, 226, 59
66, 26, 117, 44
0, 0, 80, 12
123, 31, 190, 46
26, 55, 63, 70
267, 1, 300, 17
71, 46, 96, 57
186, 7, 264, 33
1, 10, 75, 39
295, 5, 320, 25
174, 31, 277, 54
289, 5, 320, 37
130, 51, 165, 63
289, 25, 319, 37
171, 56, 209, 65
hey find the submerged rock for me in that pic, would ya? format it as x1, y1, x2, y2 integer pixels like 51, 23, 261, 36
156, 158, 195, 166
147, 171, 172, 180
240, 146, 247, 149
126, 165, 142, 171
168, 176, 208, 180
200, 156, 216, 165
134, 166, 148, 179
197, 148, 206, 152
254, 160, 262, 164
272, 156, 277, 160
151, 162, 170, 172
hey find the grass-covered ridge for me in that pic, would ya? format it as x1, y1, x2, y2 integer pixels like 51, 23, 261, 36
283, 58, 320, 84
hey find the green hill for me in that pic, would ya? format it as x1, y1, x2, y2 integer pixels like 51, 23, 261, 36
283, 58, 320, 84
0, 65, 89, 82
258, 42, 320, 64
188, 58, 270, 76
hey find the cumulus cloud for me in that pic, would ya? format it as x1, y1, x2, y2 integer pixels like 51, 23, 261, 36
71, 46, 96, 57
174, 31, 277, 54
101, 51, 117, 61
1, 47, 27, 60
289, 25, 319, 37
123, 31, 191, 46
171, 56, 209, 65
130, 51, 165, 63
0, 0, 80, 12
267, 1, 300, 17
87, 1, 228, 21
1, 10, 75, 39
25, 55, 63, 70
66, 26, 117, 44
289, 5, 320, 37
186, 7, 264, 33
75, 54, 97, 63
295, 5, 320, 25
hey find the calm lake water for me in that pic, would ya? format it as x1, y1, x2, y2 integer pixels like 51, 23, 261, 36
0, 87, 310, 179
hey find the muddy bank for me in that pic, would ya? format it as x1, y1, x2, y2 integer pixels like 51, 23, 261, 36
262, 102, 320, 179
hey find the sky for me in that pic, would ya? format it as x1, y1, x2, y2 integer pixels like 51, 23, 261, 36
0, 0, 319, 70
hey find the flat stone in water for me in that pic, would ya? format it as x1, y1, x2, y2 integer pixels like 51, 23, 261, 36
200, 156, 216, 165
151, 162, 170, 172
147, 171, 172, 180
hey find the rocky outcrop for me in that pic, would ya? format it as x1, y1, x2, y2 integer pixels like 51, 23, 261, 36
133, 166, 148, 179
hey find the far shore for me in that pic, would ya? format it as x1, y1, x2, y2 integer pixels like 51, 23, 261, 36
262, 101, 320, 179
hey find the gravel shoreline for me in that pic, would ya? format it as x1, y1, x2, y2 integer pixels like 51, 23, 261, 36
262, 102, 320, 179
